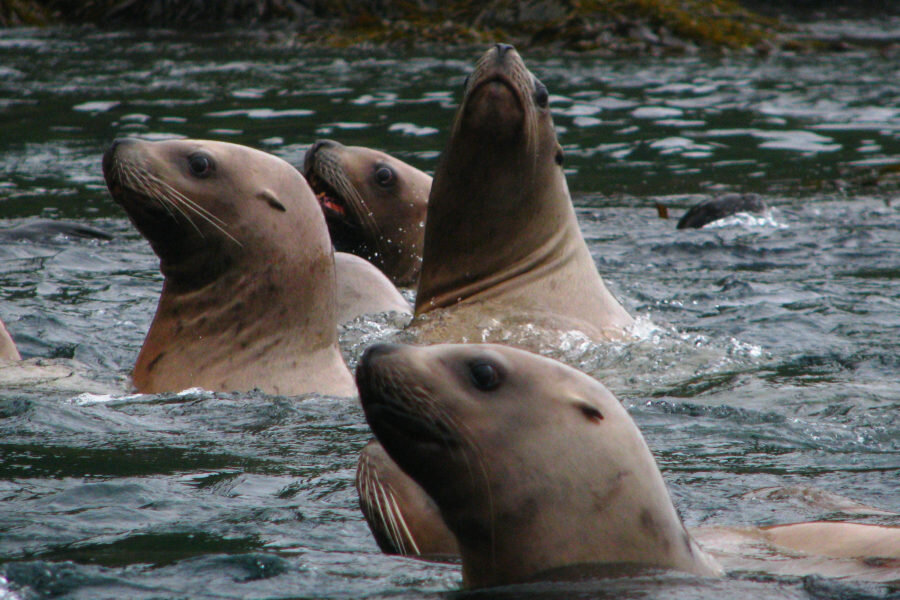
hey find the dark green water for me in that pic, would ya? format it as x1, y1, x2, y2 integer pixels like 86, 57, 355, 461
1, 25, 899, 599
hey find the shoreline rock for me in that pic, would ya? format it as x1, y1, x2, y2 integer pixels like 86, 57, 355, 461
0, 0, 897, 55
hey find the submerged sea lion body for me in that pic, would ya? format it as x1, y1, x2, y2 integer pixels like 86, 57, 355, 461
103, 138, 354, 397
694, 522, 900, 583
677, 193, 768, 229
304, 139, 429, 287
412, 44, 633, 344
334, 252, 411, 324
0, 219, 113, 242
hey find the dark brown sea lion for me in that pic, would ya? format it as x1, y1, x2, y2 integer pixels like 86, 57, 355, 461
356, 342, 722, 587
304, 139, 429, 287
103, 138, 355, 396
412, 44, 633, 344
0, 219, 113, 242
676, 193, 768, 229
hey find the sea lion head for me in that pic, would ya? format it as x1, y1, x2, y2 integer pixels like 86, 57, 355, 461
460, 44, 551, 148
453, 43, 562, 175
303, 139, 429, 286
416, 44, 572, 309
103, 137, 330, 289
357, 342, 720, 587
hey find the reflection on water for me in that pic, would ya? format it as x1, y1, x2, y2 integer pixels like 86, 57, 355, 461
0, 27, 899, 600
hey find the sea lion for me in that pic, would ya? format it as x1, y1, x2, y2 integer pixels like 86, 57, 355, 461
356, 439, 458, 557
103, 137, 355, 397
334, 252, 411, 324
0, 317, 20, 361
0, 219, 113, 242
676, 193, 768, 229
412, 44, 633, 344
693, 522, 900, 583
356, 342, 722, 587
356, 342, 900, 587
304, 139, 429, 287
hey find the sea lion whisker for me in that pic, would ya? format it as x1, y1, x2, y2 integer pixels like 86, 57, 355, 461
136, 169, 236, 231
369, 463, 419, 555
137, 170, 244, 248
130, 167, 201, 231
386, 485, 421, 555
119, 162, 202, 233
165, 187, 245, 248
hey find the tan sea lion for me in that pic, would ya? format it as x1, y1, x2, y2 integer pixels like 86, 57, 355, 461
0, 317, 20, 361
304, 139, 429, 287
356, 342, 900, 587
412, 44, 633, 344
335, 252, 411, 324
356, 342, 722, 587
103, 138, 355, 397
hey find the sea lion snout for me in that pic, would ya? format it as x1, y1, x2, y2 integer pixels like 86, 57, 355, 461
494, 42, 514, 59
102, 138, 138, 181
303, 138, 340, 172
360, 342, 403, 366
356, 342, 404, 397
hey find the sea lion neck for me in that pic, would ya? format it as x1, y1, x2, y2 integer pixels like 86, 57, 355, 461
133, 248, 342, 394
148, 245, 338, 352
155, 237, 234, 291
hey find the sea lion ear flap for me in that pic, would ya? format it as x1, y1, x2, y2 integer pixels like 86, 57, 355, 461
258, 189, 287, 212
568, 398, 604, 424
554, 145, 564, 166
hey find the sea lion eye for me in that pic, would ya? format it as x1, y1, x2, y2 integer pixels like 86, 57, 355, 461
188, 153, 214, 178
555, 150, 564, 166
374, 165, 395, 187
469, 360, 501, 391
534, 80, 549, 109
576, 402, 604, 423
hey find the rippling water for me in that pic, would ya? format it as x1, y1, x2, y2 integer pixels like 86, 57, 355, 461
1, 26, 898, 600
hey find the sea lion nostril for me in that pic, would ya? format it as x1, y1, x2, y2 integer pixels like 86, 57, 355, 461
304, 140, 327, 170
102, 139, 127, 177
495, 43, 514, 57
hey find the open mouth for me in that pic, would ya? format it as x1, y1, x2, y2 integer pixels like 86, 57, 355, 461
306, 172, 348, 219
